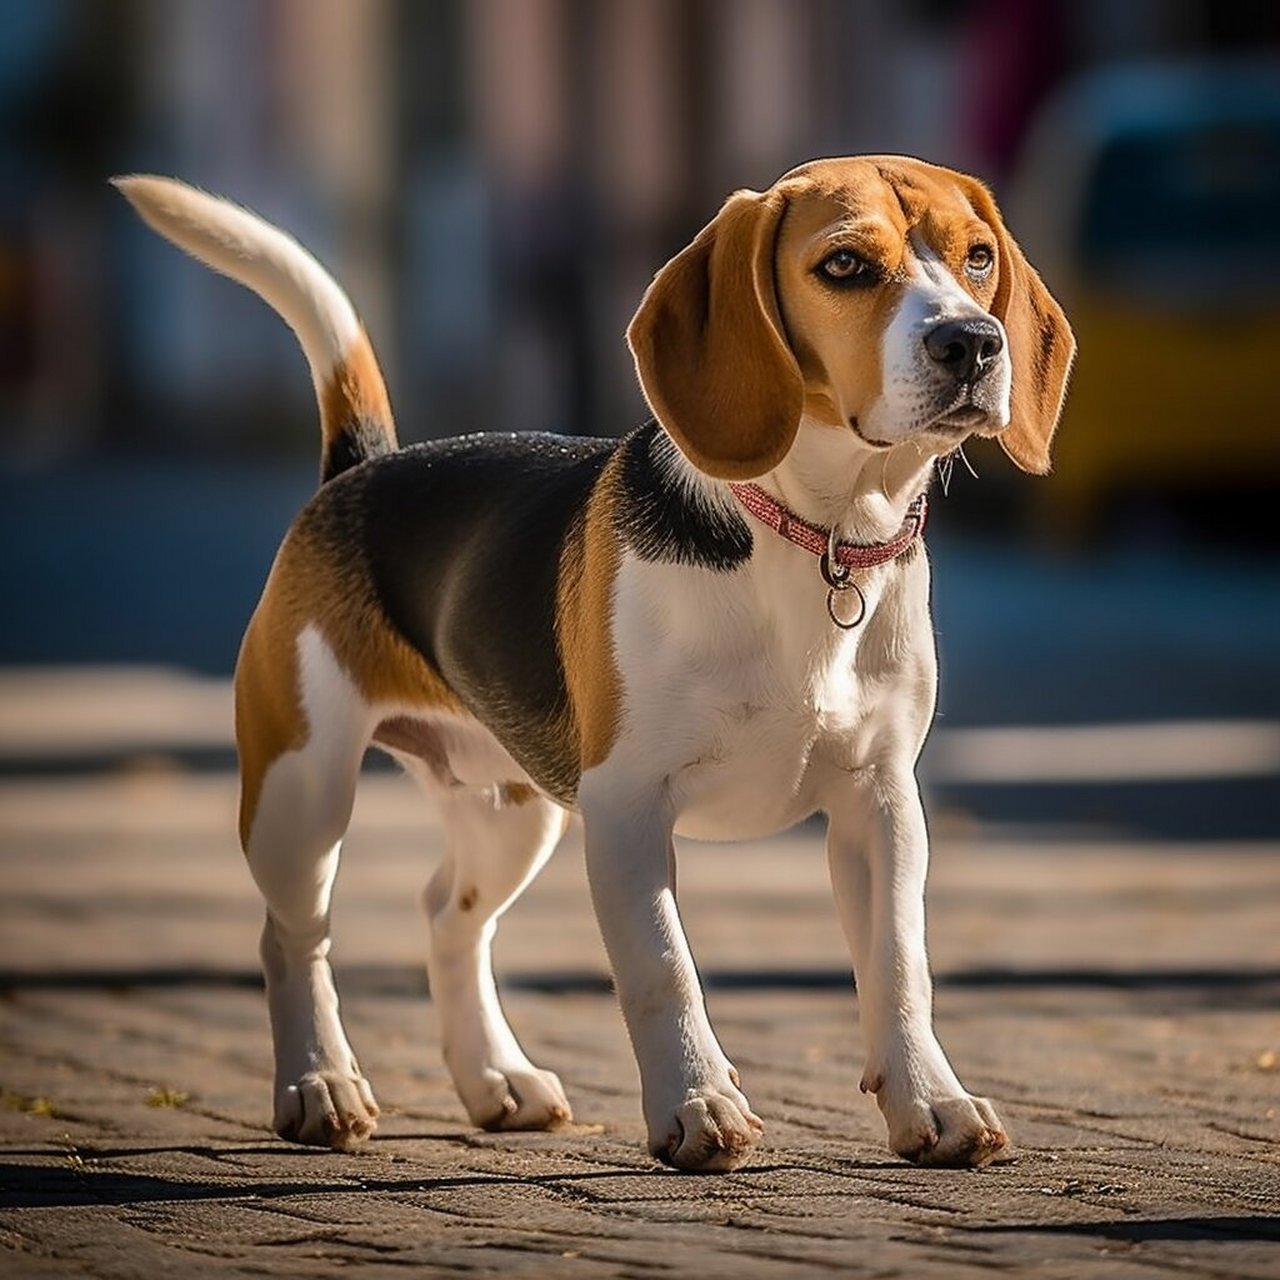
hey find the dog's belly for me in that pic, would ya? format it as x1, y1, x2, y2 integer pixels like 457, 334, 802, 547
372, 710, 535, 792
673, 778, 818, 842
667, 703, 844, 841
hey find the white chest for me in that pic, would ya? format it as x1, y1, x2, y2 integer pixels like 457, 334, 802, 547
605, 542, 935, 841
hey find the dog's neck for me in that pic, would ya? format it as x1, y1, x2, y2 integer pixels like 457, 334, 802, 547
757, 417, 938, 544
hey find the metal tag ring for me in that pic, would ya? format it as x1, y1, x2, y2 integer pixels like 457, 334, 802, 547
821, 524, 865, 627
826, 579, 867, 629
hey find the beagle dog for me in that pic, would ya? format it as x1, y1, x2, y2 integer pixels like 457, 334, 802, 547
115, 157, 1073, 1172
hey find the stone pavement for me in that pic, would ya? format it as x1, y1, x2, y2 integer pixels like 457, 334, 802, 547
1, 752, 1278, 1275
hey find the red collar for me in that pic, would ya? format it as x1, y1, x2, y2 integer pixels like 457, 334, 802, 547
728, 483, 928, 570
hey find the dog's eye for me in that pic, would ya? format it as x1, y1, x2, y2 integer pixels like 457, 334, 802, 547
818, 249, 875, 285
966, 244, 995, 279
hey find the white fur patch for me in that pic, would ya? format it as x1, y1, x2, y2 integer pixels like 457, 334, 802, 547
861, 240, 1011, 445
246, 625, 369, 863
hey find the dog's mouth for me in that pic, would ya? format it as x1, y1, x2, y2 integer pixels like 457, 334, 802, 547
922, 391, 1001, 438
934, 405, 988, 430
849, 392, 1001, 449
848, 417, 891, 448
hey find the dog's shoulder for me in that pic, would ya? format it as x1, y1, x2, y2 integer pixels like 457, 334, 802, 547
611, 422, 753, 572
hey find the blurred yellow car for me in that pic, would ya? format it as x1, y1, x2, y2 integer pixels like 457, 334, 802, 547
1006, 60, 1280, 535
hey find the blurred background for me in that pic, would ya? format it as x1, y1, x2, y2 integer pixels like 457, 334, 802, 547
1, 0, 1278, 837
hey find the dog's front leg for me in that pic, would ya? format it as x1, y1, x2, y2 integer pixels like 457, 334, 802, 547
580, 781, 762, 1171
826, 764, 1007, 1166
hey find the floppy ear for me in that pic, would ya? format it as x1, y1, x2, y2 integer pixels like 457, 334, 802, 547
965, 180, 1076, 475
627, 188, 804, 480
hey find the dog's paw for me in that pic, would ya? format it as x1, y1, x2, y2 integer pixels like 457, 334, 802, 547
884, 1091, 1007, 1168
463, 1064, 573, 1132
274, 1069, 380, 1151
649, 1086, 764, 1172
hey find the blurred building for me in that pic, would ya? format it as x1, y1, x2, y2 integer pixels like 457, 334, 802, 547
0, 0, 1276, 468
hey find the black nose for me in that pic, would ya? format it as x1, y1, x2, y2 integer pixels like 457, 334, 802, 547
923, 318, 1003, 384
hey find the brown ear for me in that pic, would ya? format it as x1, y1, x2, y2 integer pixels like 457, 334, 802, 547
965, 180, 1076, 475
627, 188, 803, 480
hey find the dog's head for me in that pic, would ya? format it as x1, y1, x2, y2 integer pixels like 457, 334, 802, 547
628, 156, 1075, 480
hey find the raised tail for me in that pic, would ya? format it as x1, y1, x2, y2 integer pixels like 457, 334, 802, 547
112, 175, 396, 484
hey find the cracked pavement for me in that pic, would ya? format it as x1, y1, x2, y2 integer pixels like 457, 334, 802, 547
1, 756, 1277, 1277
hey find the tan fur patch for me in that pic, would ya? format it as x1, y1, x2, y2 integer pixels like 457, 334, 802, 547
772, 184, 907, 436
556, 459, 623, 773
320, 332, 397, 453
235, 508, 467, 849
234, 575, 308, 851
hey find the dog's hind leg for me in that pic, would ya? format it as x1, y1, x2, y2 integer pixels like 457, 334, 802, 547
416, 778, 573, 1130
238, 622, 379, 1150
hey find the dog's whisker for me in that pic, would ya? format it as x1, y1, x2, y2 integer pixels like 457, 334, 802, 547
938, 452, 955, 497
